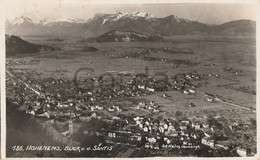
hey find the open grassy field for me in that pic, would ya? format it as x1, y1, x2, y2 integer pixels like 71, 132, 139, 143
8, 35, 256, 123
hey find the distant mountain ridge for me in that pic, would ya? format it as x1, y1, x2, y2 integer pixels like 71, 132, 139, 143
86, 30, 163, 42
209, 20, 256, 35
5, 11, 256, 37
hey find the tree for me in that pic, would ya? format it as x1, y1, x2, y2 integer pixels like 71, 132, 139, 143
175, 111, 182, 118
158, 136, 164, 148
79, 118, 109, 132
64, 122, 69, 129
250, 118, 256, 126
28, 105, 33, 111
140, 136, 146, 146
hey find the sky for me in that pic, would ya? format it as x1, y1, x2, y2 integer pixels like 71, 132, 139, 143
4, 0, 257, 24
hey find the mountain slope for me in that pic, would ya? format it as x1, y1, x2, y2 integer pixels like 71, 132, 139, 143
209, 20, 256, 35
5, 35, 57, 56
87, 30, 162, 42
82, 12, 208, 37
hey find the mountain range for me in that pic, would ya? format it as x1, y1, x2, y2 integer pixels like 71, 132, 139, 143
5, 11, 256, 37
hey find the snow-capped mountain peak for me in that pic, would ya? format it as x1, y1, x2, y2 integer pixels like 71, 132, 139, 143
6, 12, 254, 38
35, 18, 48, 25
112, 11, 156, 20
168, 15, 191, 23
133, 11, 156, 18
46, 18, 88, 24
9, 11, 156, 26
11, 16, 33, 25
91, 11, 157, 25
8, 16, 88, 26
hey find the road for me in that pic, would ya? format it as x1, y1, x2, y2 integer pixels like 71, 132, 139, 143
196, 90, 256, 113
6, 69, 41, 96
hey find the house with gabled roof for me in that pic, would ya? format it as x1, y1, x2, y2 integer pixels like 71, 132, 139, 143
201, 137, 215, 148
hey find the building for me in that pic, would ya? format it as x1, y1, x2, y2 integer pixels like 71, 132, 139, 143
201, 137, 214, 148
237, 148, 247, 157
188, 89, 196, 94
138, 84, 146, 90
188, 103, 196, 107
146, 87, 155, 92
180, 125, 187, 130
183, 90, 190, 95
215, 143, 229, 150
207, 97, 213, 102
91, 112, 97, 117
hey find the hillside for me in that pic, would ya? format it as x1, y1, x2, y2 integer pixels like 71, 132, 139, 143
5, 35, 57, 56
209, 20, 256, 35
87, 30, 163, 42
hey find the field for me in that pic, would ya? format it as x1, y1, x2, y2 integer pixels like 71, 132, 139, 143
10, 35, 256, 111
8, 36, 256, 116
6, 34, 256, 157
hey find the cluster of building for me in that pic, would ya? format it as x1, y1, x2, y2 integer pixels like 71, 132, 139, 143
7, 65, 204, 118
136, 101, 160, 113
101, 113, 256, 156
6, 62, 256, 157
105, 48, 197, 67
161, 47, 194, 54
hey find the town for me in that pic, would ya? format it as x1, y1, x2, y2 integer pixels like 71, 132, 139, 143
6, 58, 256, 157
